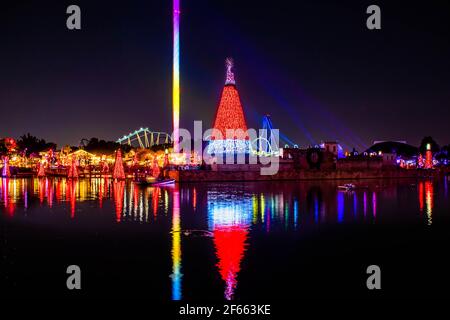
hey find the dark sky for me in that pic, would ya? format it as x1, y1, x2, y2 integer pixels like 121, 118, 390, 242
1, 0, 450, 150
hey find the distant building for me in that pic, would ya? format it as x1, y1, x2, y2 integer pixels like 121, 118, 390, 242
382, 153, 397, 167
321, 141, 344, 159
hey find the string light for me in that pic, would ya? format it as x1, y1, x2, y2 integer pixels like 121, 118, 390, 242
209, 59, 249, 154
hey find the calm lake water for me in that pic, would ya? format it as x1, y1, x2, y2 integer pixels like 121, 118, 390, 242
1, 177, 450, 299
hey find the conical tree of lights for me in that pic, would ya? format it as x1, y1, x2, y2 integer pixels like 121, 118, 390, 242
164, 151, 170, 168
67, 156, 78, 179
209, 58, 249, 154
37, 161, 46, 177
152, 158, 161, 178
113, 149, 126, 180
2, 156, 11, 177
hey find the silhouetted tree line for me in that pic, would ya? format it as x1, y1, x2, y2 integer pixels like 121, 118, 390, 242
149, 142, 173, 152
17, 133, 57, 156
82, 137, 131, 155
0, 140, 8, 155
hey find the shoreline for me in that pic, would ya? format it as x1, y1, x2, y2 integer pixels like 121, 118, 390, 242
168, 168, 441, 183
5, 168, 445, 183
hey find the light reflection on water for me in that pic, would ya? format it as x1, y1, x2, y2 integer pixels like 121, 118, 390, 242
1, 177, 448, 299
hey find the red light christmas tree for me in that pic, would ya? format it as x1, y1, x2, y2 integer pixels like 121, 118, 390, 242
152, 158, 161, 178
164, 151, 170, 168
113, 149, 126, 180
67, 155, 78, 179
209, 58, 249, 154
37, 161, 46, 177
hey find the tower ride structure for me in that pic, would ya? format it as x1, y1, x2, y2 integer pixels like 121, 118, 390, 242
173, 0, 181, 153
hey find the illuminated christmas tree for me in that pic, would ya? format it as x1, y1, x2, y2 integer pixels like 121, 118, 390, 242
164, 149, 170, 167
37, 161, 46, 177
113, 149, 126, 180
209, 58, 249, 154
1, 156, 11, 177
67, 156, 78, 179
152, 158, 161, 178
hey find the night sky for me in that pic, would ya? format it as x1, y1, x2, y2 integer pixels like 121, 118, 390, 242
1, 0, 450, 150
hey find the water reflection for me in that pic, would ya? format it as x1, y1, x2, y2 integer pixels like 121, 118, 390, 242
425, 181, 434, 225
0, 178, 432, 232
0, 178, 440, 230
113, 180, 125, 222
418, 180, 434, 225
1, 177, 446, 299
444, 177, 448, 198
208, 190, 252, 300
171, 186, 182, 300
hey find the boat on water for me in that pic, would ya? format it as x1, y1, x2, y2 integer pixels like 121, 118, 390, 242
133, 159, 175, 186
337, 183, 356, 191
134, 177, 175, 187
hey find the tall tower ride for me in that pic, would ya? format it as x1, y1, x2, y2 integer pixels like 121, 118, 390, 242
173, 0, 180, 153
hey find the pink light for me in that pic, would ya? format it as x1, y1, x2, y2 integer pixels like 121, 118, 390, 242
173, 0, 180, 153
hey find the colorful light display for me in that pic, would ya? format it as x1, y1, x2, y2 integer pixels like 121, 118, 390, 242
37, 161, 46, 177
171, 186, 182, 300
418, 154, 424, 168
98, 177, 107, 208
225, 57, 236, 85
101, 160, 110, 174
67, 156, 78, 179
425, 143, 433, 169
67, 179, 77, 218
209, 59, 249, 154
164, 149, 170, 167
425, 181, 434, 225
337, 192, 344, 223
113, 180, 125, 222
1, 178, 15, 216
213, 226, 248, 300
152, 158, 161, 178
113, 149, 126, 180
208, 192, 252, 300
116, 127, 171, 148
173, 0, 181, 153
1, 156, 11, 178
